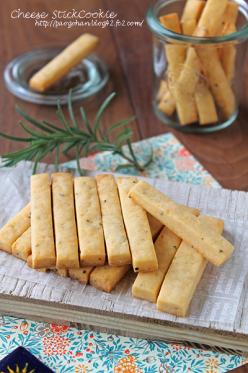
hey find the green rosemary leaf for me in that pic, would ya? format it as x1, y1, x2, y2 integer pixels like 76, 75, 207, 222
1, 92, 150, 173
42, 121, 67, 133
63, 141, 77, 155
68, 90, 79, 129
19, 121, 49, 139
55, 145, 60, 171
93, 92, 116, 133
56, 101, 74, 134
80, 107, 93, 135
75, 144, 84, 176
115, 163, 136, 172
143, 155, 153, 168
126, 139, 139, 165
0, 131, 32, 142
16, 106, 53, 134
115, 128, 133, 146
107, 116, 135, 134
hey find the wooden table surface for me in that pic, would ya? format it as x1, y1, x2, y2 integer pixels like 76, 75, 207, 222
1, 0, 248, 190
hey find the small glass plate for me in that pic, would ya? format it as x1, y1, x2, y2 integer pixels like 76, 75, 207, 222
4, 47, 109, 106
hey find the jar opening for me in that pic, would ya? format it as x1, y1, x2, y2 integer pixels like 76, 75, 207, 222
146, 0, 248, 44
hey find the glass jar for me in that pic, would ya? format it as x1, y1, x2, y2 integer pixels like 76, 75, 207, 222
146, 0, 248, 133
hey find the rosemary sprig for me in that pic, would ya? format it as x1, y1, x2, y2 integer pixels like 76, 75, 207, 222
0, 91, 153, 175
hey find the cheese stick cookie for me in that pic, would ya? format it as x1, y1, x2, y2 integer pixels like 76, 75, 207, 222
181, 0, 205, 35
29, 33, 99, 92
0, 203, 31, 253
195, 78, 218, 125
52, 173, 79, 269
96, 174, 131, 266
27, 255, 49, 272
57, 269, 68, 277
180, 0, 218, 125
27, 255, 68, 276
90, 265, 130, 293
196, 46, 236, 119
176, 0, 232, 122
160, 13, 182, 33
219, 3, 238, 82
129, 181, 234, 266
147, 214, 163, 239
31, 174, 56, 268
132, 204, 200, 303
12, 227, 31, 261
157, 216, 224, 316
74, 177, 105, 266
132, 227, 181, 302
159, 14, 186, 117
194, 0, 229, 37
68, 267, 94, 284
117, 177, 158, 272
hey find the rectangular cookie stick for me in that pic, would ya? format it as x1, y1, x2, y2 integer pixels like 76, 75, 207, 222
96, 174, 131, 266
132, 227, 181, 302
27, 255, 49, 272
68, 267, 94, 284
117, 177, 158, 272
196, 46, 236, 119
195, 79, 218, 125
181, 0, 205, 35
147, 214, 163, 239
31, 174, 56, 268
74, 177, 105, 266
12, 227, 31, 261
90, 265, 130, 293
181, 1, 218, 125
132, 205, 199, 303
159, 14, 185, 117
129, 181, 234, 266
52, 173, 79, 269
157, 216, 224, 316
0, 203, 31, 253
29, 33, 99, 92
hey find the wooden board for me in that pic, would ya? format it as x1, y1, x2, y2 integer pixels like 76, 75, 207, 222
0, 164, 247, 352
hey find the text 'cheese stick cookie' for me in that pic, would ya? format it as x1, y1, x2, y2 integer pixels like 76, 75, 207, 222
12, 227, 31, 261
117, 177, 158, 272
129, 181, 234, 266
74, 177, 105, 266
52, 173, 79, 269
29, 33, 99, 92
96, 174, 131, 266
157, 216, 224, 317
31, 174, 56, 268
133, 204, 200, 303
90, 265, 130, 293
0, 203, 31, 253
132, 227, 181, 303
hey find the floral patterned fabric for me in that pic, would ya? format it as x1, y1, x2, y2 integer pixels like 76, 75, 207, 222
0, 133, 245, 372
66, 133, 220, 187
0, 316, 246, 373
